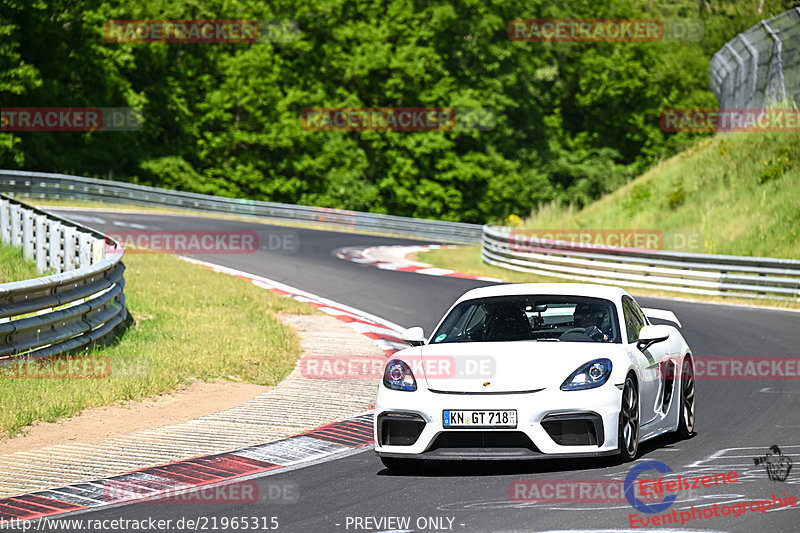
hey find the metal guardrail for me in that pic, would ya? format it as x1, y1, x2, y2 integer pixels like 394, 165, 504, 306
0, 194, 127, 359
482, 225, 800, 301
0, 170, 483, 244
5, 171, 797, 302
710, 7, 800, 109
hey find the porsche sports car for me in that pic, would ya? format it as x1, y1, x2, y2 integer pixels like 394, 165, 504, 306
374, 283, 695, 469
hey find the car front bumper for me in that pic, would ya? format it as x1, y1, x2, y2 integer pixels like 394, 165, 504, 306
374, 384, 623, 459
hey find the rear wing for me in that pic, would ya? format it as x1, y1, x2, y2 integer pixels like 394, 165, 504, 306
641, 307, 682, 328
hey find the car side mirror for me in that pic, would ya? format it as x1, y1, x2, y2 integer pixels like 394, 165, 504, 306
636, 324, 670, 352
401, 326, 427, 346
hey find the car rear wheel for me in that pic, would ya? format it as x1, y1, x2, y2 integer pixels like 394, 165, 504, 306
618, 375, 640, 461
379, 456, 422, 471
675, 357, 696, 439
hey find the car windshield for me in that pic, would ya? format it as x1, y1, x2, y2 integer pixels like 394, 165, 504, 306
430, 295, 621, 344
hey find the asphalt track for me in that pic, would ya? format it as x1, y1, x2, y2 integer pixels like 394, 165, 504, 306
41, 210, 800, 533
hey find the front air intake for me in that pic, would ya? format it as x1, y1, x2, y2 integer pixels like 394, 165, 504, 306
541, 412, 604, 446
378, 412, 426, 446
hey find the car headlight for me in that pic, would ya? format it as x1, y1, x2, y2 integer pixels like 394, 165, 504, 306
561, 358, 612, 391
383, 359, 417, 391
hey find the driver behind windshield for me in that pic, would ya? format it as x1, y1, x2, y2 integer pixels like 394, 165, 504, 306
573, 303, 612, 342
485, 302, 531, 341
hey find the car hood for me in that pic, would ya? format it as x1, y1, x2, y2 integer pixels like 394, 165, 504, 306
399, 341, 627, 393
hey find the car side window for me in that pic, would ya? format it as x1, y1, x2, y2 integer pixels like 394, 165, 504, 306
622, 296, 646, 343
632, 298, 648, 328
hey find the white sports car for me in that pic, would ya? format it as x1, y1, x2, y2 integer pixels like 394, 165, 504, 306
374, 283, 695, 469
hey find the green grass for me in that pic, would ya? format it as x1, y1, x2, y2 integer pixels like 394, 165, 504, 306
521, 130, 800, 259
0, 252, 314, 438
0, 242, 42, 283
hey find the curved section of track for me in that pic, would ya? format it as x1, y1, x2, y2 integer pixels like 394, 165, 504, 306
42, 210, 800, 533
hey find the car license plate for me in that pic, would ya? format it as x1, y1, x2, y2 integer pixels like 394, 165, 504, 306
442, 410, 517, 428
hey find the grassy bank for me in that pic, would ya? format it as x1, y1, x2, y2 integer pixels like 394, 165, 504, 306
0, 252, 313, 438
522, 130, 800, 259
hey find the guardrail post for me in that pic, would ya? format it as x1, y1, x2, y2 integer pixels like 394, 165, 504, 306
0, 199, 9, 244
63, 226, 77, 271
48, 221, 63, 273
78, 233, 93, 267
22, 209, 34, 261
35, 215, 48, 272
91, 238, 105, 263
10, 204, 23, 246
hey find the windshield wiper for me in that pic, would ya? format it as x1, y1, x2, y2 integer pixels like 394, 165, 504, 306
535, 338, 560, 341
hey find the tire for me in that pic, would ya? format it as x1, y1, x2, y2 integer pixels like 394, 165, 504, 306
618, 375, 640, 462
379, 456, 422, 471
675, 357, 696, 439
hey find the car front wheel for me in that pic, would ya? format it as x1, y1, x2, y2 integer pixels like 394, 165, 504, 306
618, 375, 640, 461
675, 357, 696, 439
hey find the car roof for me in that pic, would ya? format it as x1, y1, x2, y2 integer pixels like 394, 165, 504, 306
454, 283, 629, 305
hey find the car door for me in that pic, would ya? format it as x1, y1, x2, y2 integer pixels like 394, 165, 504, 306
622, 296, 661, 426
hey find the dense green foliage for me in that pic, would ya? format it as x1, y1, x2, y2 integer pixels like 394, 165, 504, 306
0, 0, 795, 222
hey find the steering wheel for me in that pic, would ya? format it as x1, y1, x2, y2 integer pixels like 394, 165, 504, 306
584, 325, 606, 341
560, 326, 605, 341
465, 321, 487, 341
